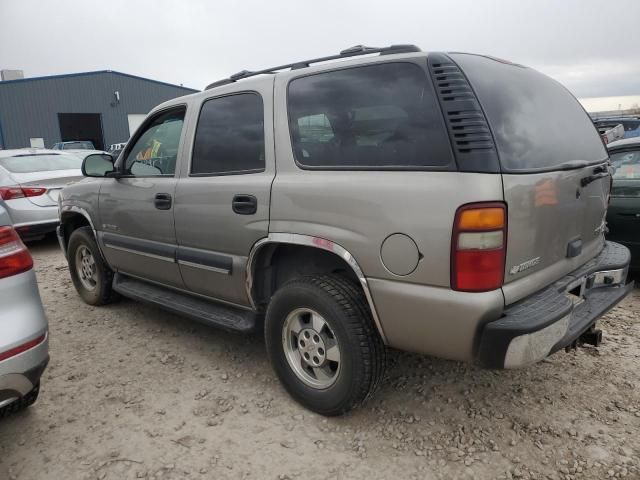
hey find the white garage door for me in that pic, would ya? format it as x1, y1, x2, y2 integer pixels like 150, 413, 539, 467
127, 114, 147, 136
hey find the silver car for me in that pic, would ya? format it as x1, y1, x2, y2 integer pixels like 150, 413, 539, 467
0, 149, 83, 240
0, 205, 48, 417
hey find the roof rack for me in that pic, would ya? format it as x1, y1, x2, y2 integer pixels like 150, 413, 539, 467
205, 44, 421, 90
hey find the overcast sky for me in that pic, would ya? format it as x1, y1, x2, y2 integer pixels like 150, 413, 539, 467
1, 0, 639, 110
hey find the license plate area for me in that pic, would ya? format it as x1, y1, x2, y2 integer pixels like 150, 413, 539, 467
565, 277, 587, 306
564, 267, 626, 305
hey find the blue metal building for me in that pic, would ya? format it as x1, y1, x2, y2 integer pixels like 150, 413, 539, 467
0, 70, 197, 150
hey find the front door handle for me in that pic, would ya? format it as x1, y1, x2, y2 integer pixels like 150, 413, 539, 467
232, 194, 257, 215
154, 193, 172, 210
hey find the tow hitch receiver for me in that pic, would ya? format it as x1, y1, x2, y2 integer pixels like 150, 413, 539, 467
580, 326, 603, 347
566, 326, 603, 352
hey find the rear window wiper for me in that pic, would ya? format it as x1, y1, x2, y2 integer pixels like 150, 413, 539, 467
581, 164, 612, 187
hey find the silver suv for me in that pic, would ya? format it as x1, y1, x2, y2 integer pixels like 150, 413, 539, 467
57, 45, 633, 415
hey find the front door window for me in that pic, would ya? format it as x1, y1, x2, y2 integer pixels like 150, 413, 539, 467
123, 108, 185, 176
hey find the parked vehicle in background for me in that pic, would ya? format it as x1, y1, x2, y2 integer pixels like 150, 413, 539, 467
0, 204, 48, 418
597, 122, 624, 145
107, 145, 126, 163
52, 141, 95, 150
58, 45, 633, 415
108, 143, 127, 153
0, 149, 83, 241
594, 117, 640, 140
607, 137, 640, 271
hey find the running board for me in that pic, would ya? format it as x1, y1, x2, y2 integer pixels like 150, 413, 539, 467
112, 273, 257, 333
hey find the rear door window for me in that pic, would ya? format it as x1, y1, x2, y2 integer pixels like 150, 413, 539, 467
191, 93, 265, 175
452, 54, 607, 172
287, 62, 453, 169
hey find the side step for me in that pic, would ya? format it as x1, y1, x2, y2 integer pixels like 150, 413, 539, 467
112, 273, 257, 333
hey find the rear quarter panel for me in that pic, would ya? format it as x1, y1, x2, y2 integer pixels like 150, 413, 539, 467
269, 170, 504, 287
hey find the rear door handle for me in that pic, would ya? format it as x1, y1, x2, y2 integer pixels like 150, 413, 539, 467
232, 194, 257, 215
154, 193, 172, 210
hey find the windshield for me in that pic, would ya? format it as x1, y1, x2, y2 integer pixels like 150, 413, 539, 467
0, 153, 83, 173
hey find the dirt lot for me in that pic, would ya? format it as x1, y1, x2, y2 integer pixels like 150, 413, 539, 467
0, 237, 638, 480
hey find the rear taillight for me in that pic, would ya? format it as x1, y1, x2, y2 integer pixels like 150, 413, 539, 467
0, 186, 46, 200
0, 226, 33, 279
451, 202, 507, 292
0, 334, 46, 362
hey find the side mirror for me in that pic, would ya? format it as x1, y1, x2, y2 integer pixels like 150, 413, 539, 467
82, 153, 115, 177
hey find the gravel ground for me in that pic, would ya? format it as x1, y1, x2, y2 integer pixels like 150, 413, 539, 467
0, 236, 638, 480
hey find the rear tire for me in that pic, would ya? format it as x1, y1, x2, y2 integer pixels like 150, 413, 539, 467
0, 384, 40, 419
68, 226, 118, 306
265, 274, 385, 416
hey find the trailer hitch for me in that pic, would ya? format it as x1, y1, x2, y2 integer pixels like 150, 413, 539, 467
564, 326, 603, 352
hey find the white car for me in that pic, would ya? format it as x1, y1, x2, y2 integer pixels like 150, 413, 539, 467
0, 149, 83, 240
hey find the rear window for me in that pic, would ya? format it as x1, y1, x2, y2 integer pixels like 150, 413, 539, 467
287, 62, 452, 169
452, 54, 607, 172
63, 141, 94, 150
0, 153, 82, 173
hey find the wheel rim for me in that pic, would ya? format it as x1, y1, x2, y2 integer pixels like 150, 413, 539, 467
75, 245, 98, 291
282, 308, 341, 389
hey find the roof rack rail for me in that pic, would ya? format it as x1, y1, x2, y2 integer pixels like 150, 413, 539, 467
205, 44, 421, 90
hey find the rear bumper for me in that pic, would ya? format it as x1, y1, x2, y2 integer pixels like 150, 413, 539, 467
0, 269, 49, 407
0, 356, 48, 408
15, 220, 59, 239
476, 241, 633, 369
4, 198, 59, 228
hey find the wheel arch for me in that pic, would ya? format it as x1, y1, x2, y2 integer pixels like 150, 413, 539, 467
59, 206, 99, 255
246, 233, 388, 343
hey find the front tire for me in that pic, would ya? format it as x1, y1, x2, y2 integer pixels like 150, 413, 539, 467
68, 226, 117, 306
265, 275, 385, 415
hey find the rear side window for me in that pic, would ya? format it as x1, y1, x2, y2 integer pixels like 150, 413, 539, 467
452, 54, 607, 172
191, 93, 265, 175
287, 63, 452, 169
